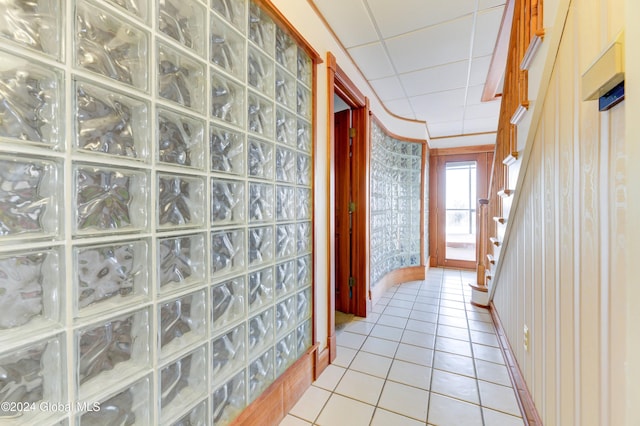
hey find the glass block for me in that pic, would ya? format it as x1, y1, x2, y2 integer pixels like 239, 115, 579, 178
275, 28, 296, 74
248, 226, 273, 267
75, 1, 149, 91
0, 248, 61, 341
0, 336, 64, 424
211, 0, 246, 34
248, 182, 274, 223
296, 255, 311, 289
212, 324, 245, 385
210, 12, 245, 80
75, 79, 149, 160
296, 84, 311, 120
78, 376, 150, 425
248, 47, 273, 98
248, 348, 273, 402
159, 0, 206, 55
296, 287, 311, 321
247, 92, 273, 138
211, 124, 245, 175
275, 296, 295, 337
159, 290, 207, 360
76, 308, 150, 399
248, 2, 274, 56
158, 233, 206, 292
248, 266, 273, 312
275, 67, 295, 109
0, 156, 59, 240
0, 0, 61, 58
275, 331, 296, 376
248, 308, 273, 358
211, 276, 245, 333
297, 154, 311, 186
170, 400, 207, 426
0, 50, 62, 147
275, 147, 295, 183
73, 164, 148, 235
104, 0, 148, 22
211, 229, 245, 278
157, 107, 205, 169
160, 347, 207, 421
212, 370, 245, 426
276, 185, 295, 221
275, 260, 295, 298
275, 224, 295, 259
297, 47, 312, 87
296, 188, 311, 220
158, 42, 206, 113
211, 74, 245, 128
74, 239, 149, 317
157, 174, 205, 229
211, 178, 245, 225
296, 318, 312, 356
247, 138, 273, 180
297, 118, 311, 153
275, 107, 296, 146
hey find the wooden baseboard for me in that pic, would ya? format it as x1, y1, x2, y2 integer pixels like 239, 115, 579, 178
370, 265, 426, 306
231, 344, 318, 426
489, 302, 542, 426
315, 343, 330, 380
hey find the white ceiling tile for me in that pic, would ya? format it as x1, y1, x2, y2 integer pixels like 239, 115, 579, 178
463, 117, 499, 133
399, 60, 469, 97
313, 0, 379, 48
384, 98, 415, 118
410, 88, 466, 111
384, 16, 473, 73
348, 43, 396, 80
471, 6, 504, 58
479, 0, 506, 10
464, 102, 501, 120
367, 0, 476, 38
469, 56, 492, 86
466, 84, 488, 104
427, 121, 464, 138
370, 76, 406, 101
428, 133, 496, 148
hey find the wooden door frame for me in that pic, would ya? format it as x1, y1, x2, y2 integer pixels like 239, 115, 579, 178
326, 52, 370, 362
429, 148, 493, 269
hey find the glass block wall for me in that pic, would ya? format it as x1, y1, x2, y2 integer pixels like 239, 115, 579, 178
370, 121, 423, 287
0, 0, 314, 424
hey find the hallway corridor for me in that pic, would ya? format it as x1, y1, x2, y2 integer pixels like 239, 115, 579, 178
281, 268, 524, 426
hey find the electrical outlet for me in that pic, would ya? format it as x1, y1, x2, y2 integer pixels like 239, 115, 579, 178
523, 325, 529, 351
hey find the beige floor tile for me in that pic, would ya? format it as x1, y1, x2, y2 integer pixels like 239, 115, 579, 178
478, 380, 521, 417
361, 336, 400, 358
409, 310, 438, 323
437, 324, 471, 341
387, 359, 432, 390
469, 329, 499, 347
288, 385, 331, 422
437, 314, 468, 328
278, 415, 311, 426
405, 319, 437, 335
315, 394, 375, 426
336, 331, 366, 350
378, 312, 410, 327
313, 364, 346, 391
472, 343, 505, 364
401, 329, 436, 349
387, 299, 414, 309
378, 380, 429, 421
427, 393, 483, 426
483, 407, 525, 425
370, 324, 404, 341
395, 343, 434, 367
412, 302, 439, 313
343, 320, 375, 336
435, 335, 473, 357
431, 369, 479, 404
433, 350, 476, 378
349, 351, 393, 378
468, 319, 495, 333
335, 369, 385, 405
333, 346, 358, 368
371, 408, 425, 426
475, 359, 511, 386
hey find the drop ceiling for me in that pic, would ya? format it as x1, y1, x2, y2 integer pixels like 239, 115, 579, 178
311, 0, 506, 147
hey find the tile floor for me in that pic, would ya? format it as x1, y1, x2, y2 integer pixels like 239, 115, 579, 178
281, 268, 525, 426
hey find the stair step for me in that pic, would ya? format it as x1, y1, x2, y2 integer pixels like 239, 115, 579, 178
487, 254, 495, 265
493, 216, 506, 225
489, 237, 501, 247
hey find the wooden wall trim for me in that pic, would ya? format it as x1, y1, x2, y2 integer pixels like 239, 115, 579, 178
489, 302, 543, 426
430, 144, 496, 157
326, 52, 337, 363
231, 345, 318, 426
482, 0, 515, 101
370, 266, 426, 306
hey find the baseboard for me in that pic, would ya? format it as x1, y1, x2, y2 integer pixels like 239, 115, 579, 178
489, 302, 543, 426
315, 343, 330, 380
231, 344, 318, 426
370, 265, 426, 306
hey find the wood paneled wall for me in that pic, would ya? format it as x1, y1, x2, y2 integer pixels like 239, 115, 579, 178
491, 0, 627, 424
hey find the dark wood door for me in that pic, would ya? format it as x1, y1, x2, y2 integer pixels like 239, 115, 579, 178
334, 109, 352, 313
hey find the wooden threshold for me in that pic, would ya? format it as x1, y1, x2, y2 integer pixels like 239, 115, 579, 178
489, 302, 543, 426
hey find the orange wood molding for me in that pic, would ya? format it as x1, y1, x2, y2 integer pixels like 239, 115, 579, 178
326, 52, 337, 364
370, 266, 426, 306
231, 345, 318, 426
315, 344, 330, 380
483, 0, 515, 101
489, 303, 543, 426
430, 144, 496, 157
